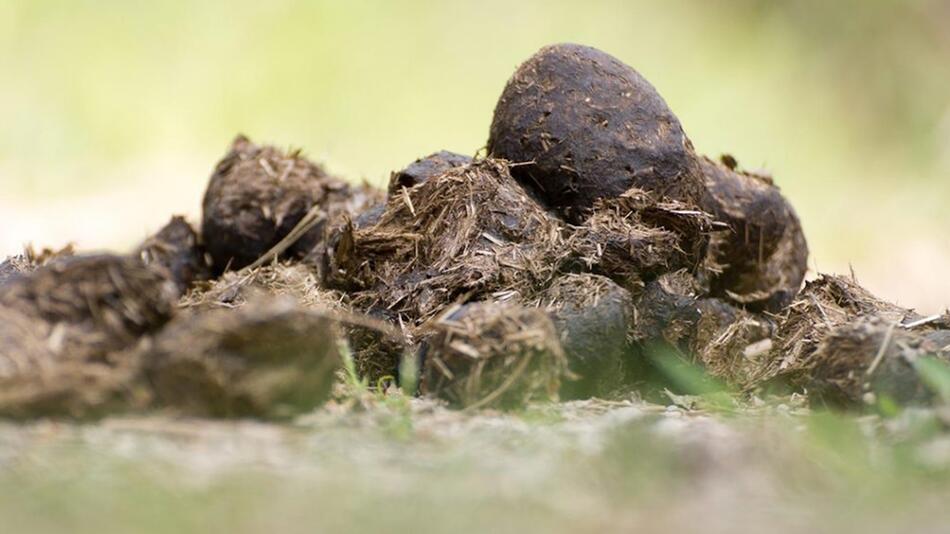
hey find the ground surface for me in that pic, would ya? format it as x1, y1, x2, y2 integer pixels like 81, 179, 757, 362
4, 394, 950, 534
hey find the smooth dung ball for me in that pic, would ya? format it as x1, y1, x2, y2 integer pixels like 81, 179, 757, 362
488, 43, 704, 222
700, 156, 808, 312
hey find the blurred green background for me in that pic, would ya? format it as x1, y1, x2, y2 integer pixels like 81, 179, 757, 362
2, 0, 949, 310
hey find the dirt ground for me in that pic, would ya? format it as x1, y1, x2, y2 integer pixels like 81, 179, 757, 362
3, 396, 950, 534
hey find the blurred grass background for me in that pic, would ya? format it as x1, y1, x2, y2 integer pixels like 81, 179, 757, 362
2, 0, 949, 311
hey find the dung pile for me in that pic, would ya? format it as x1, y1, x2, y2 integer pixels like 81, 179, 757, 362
1, 42, 946, 420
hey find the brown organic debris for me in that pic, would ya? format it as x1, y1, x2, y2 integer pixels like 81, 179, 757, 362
629, 270, 704, 345
0, 254, 176, 418
181, 261, 406, 386
488, 43, 705, 222
388, 150, 472, 195
420, 301, 568, 410
328, 158, 568, 325
201, 135, 382, 273
144, 297, 342, 419
537, 273, 633, 398
690, 299, 775, 387
568, 189, 713, 290
700, 156, 808, 312
182, 261, 344, 311
135, 216, 212, 295
0, 244, 74, 286
752, 275, 949, 405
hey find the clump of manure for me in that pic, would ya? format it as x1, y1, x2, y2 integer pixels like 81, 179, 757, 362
0, 254, 176, 418
144, 296, 341, 419
700, 156, 808, 312
201, 135, 382, 273
420, 301, 568, 409
328, 158, 567, 325
755, 275, 950, 405
388, 150, 472, 194
181, 261, 406, 386
537, 273, 633, 398
182, 261, 343, 311
567, 189, 713, 290
488, 43, 705, 222
135, 216, 211, 296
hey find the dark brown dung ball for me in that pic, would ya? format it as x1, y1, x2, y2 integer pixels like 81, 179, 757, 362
201, 135, 379, 273
488, 43, 704, 222
420, 301, 568, 410
134, 216, 211, 295
804, 317, 947, 406
538, 274, 633, 399
144, 297, 341, 419
628, 270, 703, 346
700, 156, 808, 312
388, 150, 472, 195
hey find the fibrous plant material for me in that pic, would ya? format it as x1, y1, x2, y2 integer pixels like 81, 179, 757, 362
134, 216, 211, 296
689, 298, 774, 387
537, 273, 633, 398
144, 297, 342, 419
700, 156, 808, 312
0, 254, 176, 419
420, 301, 568, 409
0, 244, 74, 286
567, 189, 713, 290
0, 312, 147, 420
488, 43, 705, 222
182, 262, 344, 311
388, 150, 472, 195
201, 135, 382, 273
0, 254, 177, 360
345, 308, 406, 387
753, 274, 949, 405
805, 317, 945, 405
328, 158, 568, 325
